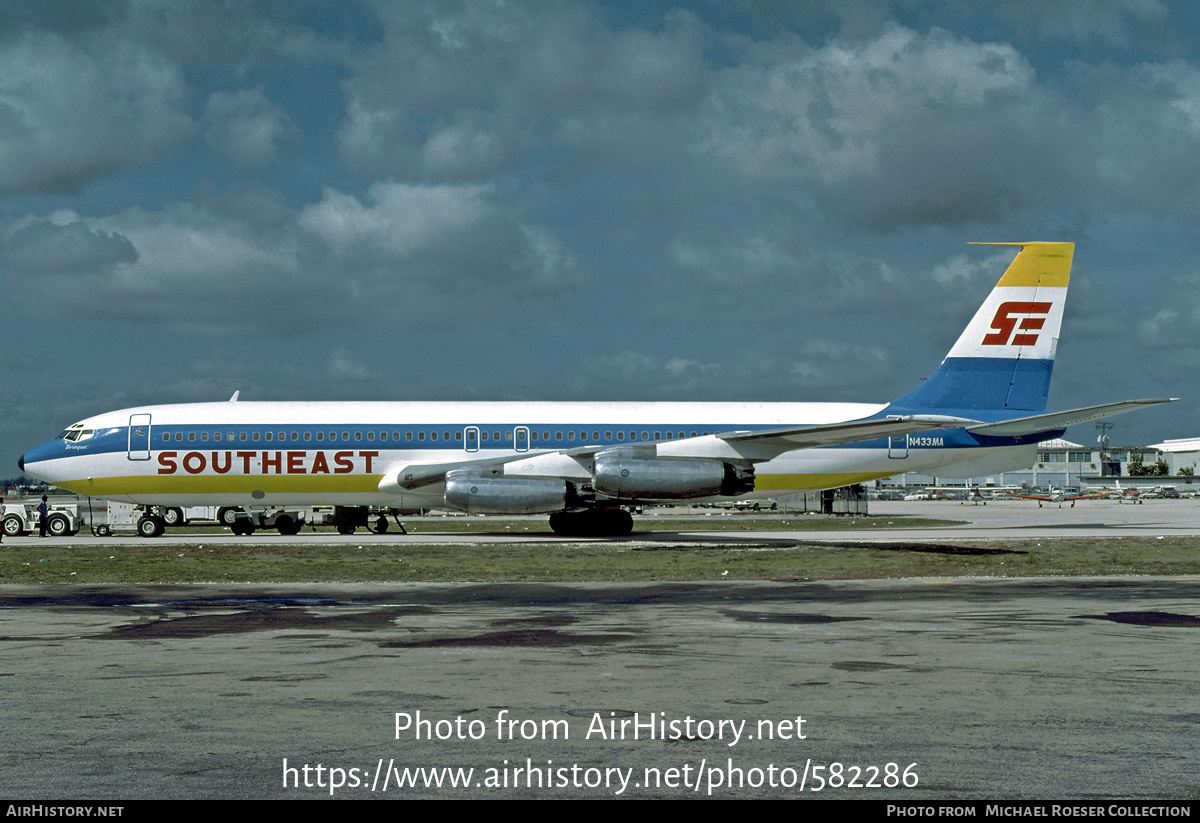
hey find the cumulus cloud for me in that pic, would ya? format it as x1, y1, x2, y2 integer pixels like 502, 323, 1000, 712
204, 87, 296, 164
580, 338, 896, 401
3, 213, 138, 274
336, 1, 706, 178
1, 182, 583, 336
0, 33, 190, 194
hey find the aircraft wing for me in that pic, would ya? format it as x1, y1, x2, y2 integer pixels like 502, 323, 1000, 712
385, 414, 978, 493
964, 399, 1176, 439
716, 414, 979, 451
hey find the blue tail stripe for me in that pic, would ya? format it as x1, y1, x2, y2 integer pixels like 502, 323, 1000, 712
891, 357, 1053, 412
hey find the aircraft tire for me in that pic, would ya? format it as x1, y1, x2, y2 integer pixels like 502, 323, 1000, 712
218, 507, 242, 526
373, 516, 389, 534
337, 524, 356, 535
275, 514, 302, 536
163, 507, 185, 527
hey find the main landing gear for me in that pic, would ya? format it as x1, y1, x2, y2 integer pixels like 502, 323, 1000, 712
548, 508, 633, 537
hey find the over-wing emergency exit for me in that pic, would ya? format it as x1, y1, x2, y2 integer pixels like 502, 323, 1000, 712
19, 243, 1173, 536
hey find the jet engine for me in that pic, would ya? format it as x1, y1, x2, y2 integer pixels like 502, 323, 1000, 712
592, 452, 755, 500
444, 468, 581, 515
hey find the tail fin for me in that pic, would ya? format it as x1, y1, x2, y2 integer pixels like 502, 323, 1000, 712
892, 242, 1073, 412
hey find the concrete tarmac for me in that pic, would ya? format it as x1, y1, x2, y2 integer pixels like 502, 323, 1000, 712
2, 501, 1199, 800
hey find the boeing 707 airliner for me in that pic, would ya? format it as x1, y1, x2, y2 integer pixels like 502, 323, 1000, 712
18, 242, 1173, 536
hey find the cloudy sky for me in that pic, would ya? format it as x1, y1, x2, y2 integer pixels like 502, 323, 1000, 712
2, 0, 1198, 470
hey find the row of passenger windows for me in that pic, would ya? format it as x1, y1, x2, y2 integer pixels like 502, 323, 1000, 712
159, 429, 714, 444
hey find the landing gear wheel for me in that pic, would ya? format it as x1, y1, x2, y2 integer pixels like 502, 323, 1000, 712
231, 519, 255, 536
337, 524, 356, 535
218, 507, 242, 526
163, 507, 185, 527
275, 514, 302, 536
96, 525, 112, 537
137, 515, 166, 538
373, 516, 389, 534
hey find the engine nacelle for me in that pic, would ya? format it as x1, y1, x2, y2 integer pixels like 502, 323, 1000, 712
592, 454, 754, 500
444, 469, 577, 515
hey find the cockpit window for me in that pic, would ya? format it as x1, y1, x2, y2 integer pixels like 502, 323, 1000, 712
56, 425, 95, 442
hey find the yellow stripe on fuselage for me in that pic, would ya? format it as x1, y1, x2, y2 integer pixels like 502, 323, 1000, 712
55, 474, 386, 497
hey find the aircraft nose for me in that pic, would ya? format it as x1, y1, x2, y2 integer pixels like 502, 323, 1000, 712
17, 454, 24, 472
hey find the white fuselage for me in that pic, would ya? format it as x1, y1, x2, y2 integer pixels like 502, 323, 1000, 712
20, 399, 1036, 508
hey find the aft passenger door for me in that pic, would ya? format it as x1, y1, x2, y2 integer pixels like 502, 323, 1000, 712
128, 414, 152, 461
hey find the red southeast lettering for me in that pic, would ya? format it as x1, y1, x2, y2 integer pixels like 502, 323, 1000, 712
182, 452, 206, 474
311, 452, 330, 474
157, 451, 178, 475
333, 451, 354, 474
358, 450, 379, 473
287, 451, 305, 474
262, 451, 282, 473
237, 451, 256, 474
211, 451, 232, 474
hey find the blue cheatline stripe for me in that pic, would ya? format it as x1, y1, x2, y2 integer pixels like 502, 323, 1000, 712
890, 356, 1054, 412
33, 422, 747, 460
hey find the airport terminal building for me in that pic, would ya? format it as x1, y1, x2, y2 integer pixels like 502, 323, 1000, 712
880, 438, 1199, 494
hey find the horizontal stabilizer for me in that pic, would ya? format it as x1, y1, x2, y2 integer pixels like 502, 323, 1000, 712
965, 399, 1177, 438
719, 414, 978, 451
